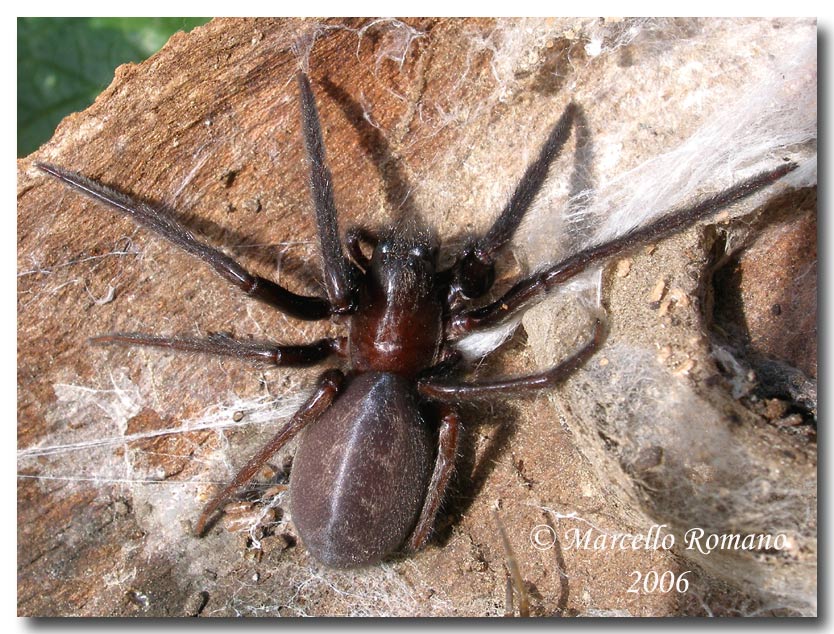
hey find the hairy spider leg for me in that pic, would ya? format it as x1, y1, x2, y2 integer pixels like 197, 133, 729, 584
297, 71, 360, 314
417, 320, 603, 401
407, 403, 461, 551
91, 333, 346, 366
442, 103, 580, 303
449, 162, 799, 338
477, 103, 580, 261
196, 368, 345, 536
408, 320, 595, 548
35, 162, 332, 320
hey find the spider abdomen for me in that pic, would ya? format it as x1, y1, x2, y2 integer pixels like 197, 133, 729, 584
290, 372, 433, 568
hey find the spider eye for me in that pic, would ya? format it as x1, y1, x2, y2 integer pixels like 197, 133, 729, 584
409, 246, 430, 260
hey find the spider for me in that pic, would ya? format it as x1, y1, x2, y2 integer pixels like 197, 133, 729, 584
36, 68, 796, 569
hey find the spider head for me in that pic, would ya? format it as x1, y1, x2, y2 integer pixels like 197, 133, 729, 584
369, 225, 439, 302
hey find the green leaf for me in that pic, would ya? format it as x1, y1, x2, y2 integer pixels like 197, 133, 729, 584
17, 17, 211, 157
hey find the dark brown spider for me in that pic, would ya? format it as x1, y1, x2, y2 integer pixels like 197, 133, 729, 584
36, 68, 796, 569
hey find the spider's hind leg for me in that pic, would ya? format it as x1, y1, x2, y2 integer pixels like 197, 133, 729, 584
195, 368, 344, 536
407, 403, 461, 552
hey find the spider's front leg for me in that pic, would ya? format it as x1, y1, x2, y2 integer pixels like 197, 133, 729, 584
297, 71, 360, 315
